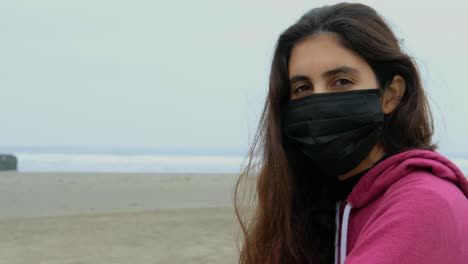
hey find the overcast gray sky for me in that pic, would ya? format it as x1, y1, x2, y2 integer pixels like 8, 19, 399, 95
1, 0, 467, 154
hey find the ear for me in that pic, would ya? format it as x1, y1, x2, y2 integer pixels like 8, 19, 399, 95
381, 75, 406, 114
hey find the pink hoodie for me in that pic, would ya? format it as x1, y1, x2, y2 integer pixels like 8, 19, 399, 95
335, 150, 468, 264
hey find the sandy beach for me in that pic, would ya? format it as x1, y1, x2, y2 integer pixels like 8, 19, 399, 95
0, 172, 241, 264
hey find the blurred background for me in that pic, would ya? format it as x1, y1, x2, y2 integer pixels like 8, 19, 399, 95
1, 0, 467, 173
0, 1, 467, 263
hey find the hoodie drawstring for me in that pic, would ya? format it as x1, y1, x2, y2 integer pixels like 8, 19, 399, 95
335, 201, 353, 264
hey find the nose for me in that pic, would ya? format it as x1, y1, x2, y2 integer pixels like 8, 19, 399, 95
313, 83, 329, 94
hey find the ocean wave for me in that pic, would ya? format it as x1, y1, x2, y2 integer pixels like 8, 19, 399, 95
15, 153, 246, 173
9, 152, 468, 174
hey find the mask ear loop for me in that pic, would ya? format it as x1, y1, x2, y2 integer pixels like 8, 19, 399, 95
378, 78, 392, 95
379, 79, 393, 122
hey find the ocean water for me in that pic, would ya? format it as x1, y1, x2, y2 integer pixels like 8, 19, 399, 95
15, 153, 246, 173
0, 147, 247, 173
1, 146, 467, 174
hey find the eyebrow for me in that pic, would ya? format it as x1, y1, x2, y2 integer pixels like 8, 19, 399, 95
289, 66, 360, 85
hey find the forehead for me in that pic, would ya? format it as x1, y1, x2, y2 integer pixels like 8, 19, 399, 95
288, 33, 370, 78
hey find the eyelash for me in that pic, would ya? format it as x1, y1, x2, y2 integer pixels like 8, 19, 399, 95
333, 78, 353, 86
293, 84, 311, 94
293, 78, 354, 94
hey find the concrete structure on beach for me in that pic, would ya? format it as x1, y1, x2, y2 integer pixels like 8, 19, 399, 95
0, 154, 17, 171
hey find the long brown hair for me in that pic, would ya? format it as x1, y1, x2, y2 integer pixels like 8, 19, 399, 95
234, 2, 435, 264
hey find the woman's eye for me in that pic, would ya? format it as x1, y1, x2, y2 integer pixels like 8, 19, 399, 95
333, 78, 353, 86
294, 84, 311, 94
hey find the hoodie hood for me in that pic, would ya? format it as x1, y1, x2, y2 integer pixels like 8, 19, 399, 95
346, 149, 468, 208
334, 149, 468, 264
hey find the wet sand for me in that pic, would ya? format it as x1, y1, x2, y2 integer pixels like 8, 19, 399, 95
0, 172, 241, 264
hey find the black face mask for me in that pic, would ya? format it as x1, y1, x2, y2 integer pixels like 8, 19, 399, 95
282, 89, 385, 177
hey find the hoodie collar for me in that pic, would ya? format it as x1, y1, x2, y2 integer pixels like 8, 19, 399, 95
336, 154, 390, 201
346, 149, 468, 209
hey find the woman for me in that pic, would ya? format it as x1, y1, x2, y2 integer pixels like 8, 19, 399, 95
234, 2, 468, 264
